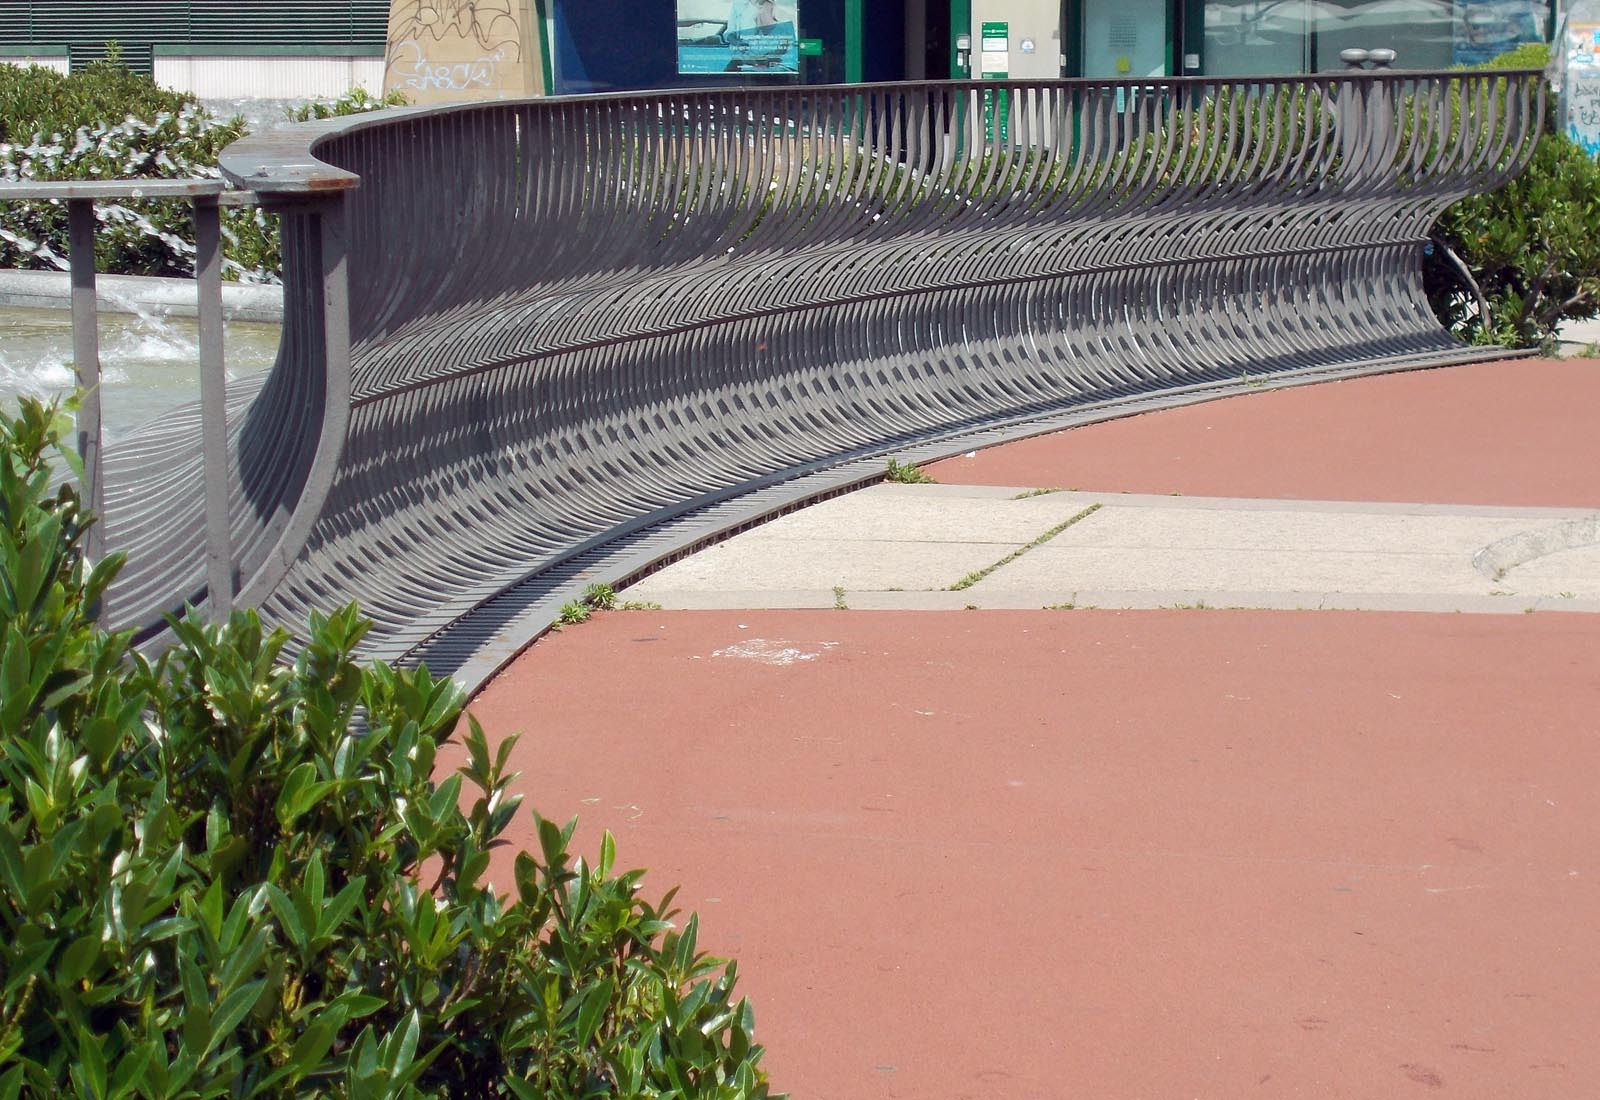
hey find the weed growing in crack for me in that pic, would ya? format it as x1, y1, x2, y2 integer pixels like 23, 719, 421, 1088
582, 581, 617, 610
949, 503, 1103, 591
885, 458, 936, 484
554, 582, 622, 628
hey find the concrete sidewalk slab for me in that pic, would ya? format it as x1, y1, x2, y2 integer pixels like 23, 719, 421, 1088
836, 588, 1600, 613
1507, 543, 1600, 592
756, 482, 1097, 540
986, 544, 1501, 597
642, 535, 1001, 593
625, 485, 1600, 613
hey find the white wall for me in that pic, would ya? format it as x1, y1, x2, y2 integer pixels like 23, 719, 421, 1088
154, 56, 384, 100
969, 0, 1065, 79
1, 56, 70, 74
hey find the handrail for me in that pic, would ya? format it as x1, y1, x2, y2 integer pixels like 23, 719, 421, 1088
87, 72, 1544, 678
216, 69, 1546, 196
0, 178, 243, 621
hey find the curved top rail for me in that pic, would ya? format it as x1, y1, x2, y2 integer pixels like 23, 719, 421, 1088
0, 179, 226, 201
217, 120, 365, 198
220, 70, 1547, 197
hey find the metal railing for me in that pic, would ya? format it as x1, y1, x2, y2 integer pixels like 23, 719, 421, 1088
58, 72, 1543, 680
0, 178, 252, 622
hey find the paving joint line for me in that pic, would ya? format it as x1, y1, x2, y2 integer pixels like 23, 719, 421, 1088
948, 502, 1104, 591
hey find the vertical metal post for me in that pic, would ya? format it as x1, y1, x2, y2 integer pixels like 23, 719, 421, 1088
1368, 51, 1397, 170
321, 200, 353, 407
1336, 56, 1368, 178
229, 195, 355, 616
66, 198, 103, 563
194, 196, 232, 622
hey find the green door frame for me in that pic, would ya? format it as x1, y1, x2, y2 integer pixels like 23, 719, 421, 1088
846, 0, 864, 81
531, 0, 555, 93
949, 0, 971, 77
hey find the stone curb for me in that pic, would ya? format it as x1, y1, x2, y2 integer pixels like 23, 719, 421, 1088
0, 268, 283, 323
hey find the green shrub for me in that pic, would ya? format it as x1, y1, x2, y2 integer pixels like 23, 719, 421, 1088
579, 584, 616, 611
0, 58, 254, 279
556, 600, 591, 626
0, 53, 217, 147
0, 397, 774, 1099
285, 87, 409, 124
1425, 42, 1600, 349
1469, 41, 1552, 72
0, 60, 404, 283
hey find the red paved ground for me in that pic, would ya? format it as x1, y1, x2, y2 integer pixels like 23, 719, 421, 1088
457, 361, 1600, 1097
460, 608, 1600, 1099
925, 359, 1600, 507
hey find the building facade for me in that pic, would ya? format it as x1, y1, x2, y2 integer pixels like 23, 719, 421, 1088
0, 0, 1557, 102
549, 0, 1555, 94
0, 0, 388, 98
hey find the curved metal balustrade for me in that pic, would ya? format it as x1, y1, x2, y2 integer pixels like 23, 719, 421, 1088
96, 72, 1543, 676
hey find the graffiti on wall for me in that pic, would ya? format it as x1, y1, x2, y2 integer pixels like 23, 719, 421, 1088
385, 0, 534, 99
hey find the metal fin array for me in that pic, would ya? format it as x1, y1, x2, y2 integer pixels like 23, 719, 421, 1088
100, 73, 1543, 668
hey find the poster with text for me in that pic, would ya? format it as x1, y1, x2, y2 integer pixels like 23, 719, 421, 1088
678, 0, 801, 75
1451, 0, 1546, 66
1565, 20, 1600, 153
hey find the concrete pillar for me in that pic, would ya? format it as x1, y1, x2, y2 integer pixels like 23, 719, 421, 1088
384, 0, 545, 104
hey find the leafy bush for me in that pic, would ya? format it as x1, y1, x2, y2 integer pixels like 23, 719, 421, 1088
1425, 43, 1600, 349
1470, 41, 1552, 72
0, 58, 254, 279
0, 397, 773, 1099
0, 59, 405, 283
286, 88, 408, 125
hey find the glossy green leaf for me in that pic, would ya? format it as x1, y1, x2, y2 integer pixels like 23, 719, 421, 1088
0, 393, 772, 1100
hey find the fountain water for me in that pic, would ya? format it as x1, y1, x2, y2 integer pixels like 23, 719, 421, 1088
0, 99, 292, 436
0, 301, 281, 436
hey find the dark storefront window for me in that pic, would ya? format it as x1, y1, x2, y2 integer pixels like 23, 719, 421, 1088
553, 0, 851, 93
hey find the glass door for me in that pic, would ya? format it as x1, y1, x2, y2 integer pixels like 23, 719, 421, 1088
1079, 0, 1170, 76
1200, 0, 1313, 74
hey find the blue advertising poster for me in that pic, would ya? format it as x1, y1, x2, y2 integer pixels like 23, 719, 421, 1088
678, 0, 801, 75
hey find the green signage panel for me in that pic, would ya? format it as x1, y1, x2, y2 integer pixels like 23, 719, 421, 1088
983, 85, 1010, 144
799, 37, 823, 56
